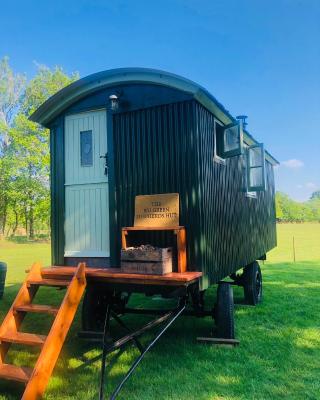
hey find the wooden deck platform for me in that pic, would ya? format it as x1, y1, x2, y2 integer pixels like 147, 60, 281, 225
41, 267, 202, 287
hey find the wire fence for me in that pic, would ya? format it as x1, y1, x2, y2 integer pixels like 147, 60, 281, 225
267, 223, 320, 263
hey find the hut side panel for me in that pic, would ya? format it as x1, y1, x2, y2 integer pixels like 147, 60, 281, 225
195, 103, 277, 282
112, 101, 203, 270
112, 100, 277, 282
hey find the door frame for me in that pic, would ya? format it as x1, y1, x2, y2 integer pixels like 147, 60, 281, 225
106, 109, 117, 266
50, 107, 117, 266
64, 109, 109, 258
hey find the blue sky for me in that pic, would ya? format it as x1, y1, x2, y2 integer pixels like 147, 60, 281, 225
1, 0, 319, 201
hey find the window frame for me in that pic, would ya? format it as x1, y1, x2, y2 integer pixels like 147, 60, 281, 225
241, 145, 257, 198
213, 119, 226, 165
213, 119, 244, 164
247, 143, 267, 192
221, 122, 244, 158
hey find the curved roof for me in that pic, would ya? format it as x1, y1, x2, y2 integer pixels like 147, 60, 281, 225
30, 67, 278, 164
30, 67, 235, 126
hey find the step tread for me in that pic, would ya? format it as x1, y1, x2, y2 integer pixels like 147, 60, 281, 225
0, 363, 32, 384
27, 278, 70, 287
14, 304, 59, 315
0, 331, 46, 346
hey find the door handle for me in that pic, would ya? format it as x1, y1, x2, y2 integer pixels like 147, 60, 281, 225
100, 153, 108, 176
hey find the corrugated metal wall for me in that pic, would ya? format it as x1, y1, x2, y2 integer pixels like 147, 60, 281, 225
112, 101, 202, 271
113, 100, 276, 283
195, 103, 276, 281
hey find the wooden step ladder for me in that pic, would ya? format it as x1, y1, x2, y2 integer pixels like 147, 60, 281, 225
0, 262, 86, 399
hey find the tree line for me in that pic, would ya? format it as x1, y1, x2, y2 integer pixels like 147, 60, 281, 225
276, 191, 320, 222
0, 57, 77, 238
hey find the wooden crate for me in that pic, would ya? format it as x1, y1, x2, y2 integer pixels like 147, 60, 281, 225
121, 246, 172, 275
121, 226, 187, 273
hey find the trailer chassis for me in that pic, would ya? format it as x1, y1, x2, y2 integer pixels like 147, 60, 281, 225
78, 281, 237, 400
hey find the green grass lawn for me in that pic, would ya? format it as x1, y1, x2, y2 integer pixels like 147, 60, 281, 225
0, 224, 319, 400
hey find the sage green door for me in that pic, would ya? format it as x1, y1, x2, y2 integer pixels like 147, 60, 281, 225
64, 110, 109, 257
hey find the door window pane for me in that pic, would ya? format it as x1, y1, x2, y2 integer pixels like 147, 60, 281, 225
80, 130, 93, 166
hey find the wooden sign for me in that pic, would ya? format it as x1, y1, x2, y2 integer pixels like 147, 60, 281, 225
134, 193, 179, 227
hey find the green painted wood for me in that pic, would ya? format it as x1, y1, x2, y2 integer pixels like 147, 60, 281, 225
106, 109, 117, 266
49, 84, 191, 265
64, 110, 109, 258
47, 82, 277, 273
0, 262, 7, 299
195, 102, 276, 282
112, 100, 277, 284
50, 117, 65, 265
112, 101, 202, 273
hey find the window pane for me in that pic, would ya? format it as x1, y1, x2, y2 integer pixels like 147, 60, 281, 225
241, 151, 248, 191
80, 130, 93, 166
249, 146, 263, 167
249, 166, 263, 187
215, 123, 224, 158
224, 125, 240, 152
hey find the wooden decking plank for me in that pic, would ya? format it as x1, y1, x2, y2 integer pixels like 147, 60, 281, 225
27, 279, 70, 287
0, 363, 32, 384
41, 267, 202, 286
0, 332, 46, 346
14, 304, 59, 316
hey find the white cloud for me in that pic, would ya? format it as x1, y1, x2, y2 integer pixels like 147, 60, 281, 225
281, 159, 304, 168
296, 184, 303, 189
306, 182, 318, 189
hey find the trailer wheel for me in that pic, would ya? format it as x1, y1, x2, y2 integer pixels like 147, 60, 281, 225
213, 282, 235, 339
243, 261, 262, 305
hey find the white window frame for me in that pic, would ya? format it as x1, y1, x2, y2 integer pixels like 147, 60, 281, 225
213, 119, 243, 164
213, 119, 226, 164
242, 145, 257, 198
247, 143, 266, 192
242, 143, 267, 197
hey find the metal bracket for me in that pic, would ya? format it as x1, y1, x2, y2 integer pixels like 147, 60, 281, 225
99, 297, 187, 400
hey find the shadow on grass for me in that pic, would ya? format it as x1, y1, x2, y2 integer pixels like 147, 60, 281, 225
0, 261, 319, 399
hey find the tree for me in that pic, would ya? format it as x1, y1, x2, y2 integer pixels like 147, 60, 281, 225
0, 59, 78, 238
16, 65, 78, 237
310, 190, 320, 200
0, 151, 15, 234
308, 194, 320, 222
9, 66, 78, 238
276, 191, 320, 223
0, 56, 25, 148
21, 64, 78, 115
275, 192, 284, 220
0, 57, 25, 234
7, 114, 50, 238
